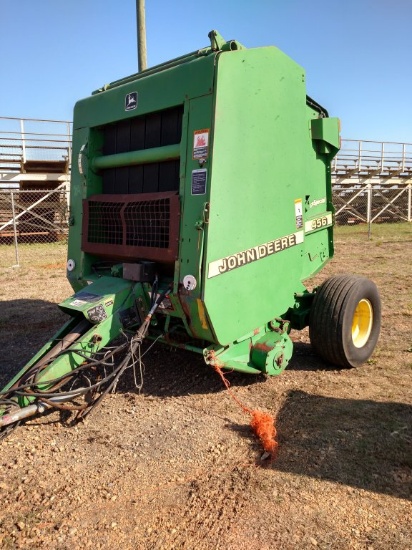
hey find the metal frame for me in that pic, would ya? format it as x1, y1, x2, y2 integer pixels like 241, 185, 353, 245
332, 139, 412, 225
333, 139, 412, 178
81, 191, 180, 262
0, 183, 69, 237
333, 184, 412, 224
0, 116, 72, 189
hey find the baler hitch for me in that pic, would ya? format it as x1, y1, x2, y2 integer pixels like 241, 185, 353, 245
0, 285, 171, 439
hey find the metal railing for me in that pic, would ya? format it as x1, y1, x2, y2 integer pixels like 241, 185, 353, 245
333, 139, 412, 178
333, 184, 412, 225
1, 135, 412, 268
0, 117, 71, 267
0, 185, 69, 267
0, 116, 72, 185
332, 139, 412, 226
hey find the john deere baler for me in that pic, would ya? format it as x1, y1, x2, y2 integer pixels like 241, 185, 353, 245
0, 31, 380, 434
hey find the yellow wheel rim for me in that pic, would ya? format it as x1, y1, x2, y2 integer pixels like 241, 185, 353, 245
352, 299, 373, 348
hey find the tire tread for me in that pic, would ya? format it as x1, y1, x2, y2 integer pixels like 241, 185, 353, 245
309, 274, 380, 368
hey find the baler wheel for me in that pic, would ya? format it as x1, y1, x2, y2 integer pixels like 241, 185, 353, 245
309, 274, 381, 368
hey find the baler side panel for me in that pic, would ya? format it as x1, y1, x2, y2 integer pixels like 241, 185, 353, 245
298, 107, 338, 282
203, 47, 309, 344
177, 94, 217, 341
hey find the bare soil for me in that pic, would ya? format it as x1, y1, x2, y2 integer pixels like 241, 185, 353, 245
0, 225, 411, 549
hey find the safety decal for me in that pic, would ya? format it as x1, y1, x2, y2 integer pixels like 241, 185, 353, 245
208, 230, 304, 278
77, 144, 87, 176
70, 299, 87, 307
191, 169, 207, 195
193, 129, 209, 160
75, 292, 101, 303
87, 304, 108, 323
294, 199, 303, 229
69, 292, 101, 307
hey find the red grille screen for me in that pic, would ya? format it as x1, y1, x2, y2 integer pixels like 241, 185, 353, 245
82, 192, 180, 262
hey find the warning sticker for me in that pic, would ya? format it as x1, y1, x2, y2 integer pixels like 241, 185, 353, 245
87, 304, 107, 323
193, 129, 209, 160
192, 169, 207, 195
69, 292, 101, 308
70, 299, 87, 307
294, 199, 303, 229
76, 292, 101, 303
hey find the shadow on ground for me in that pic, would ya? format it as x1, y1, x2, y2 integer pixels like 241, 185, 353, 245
287, 341, 338, 371
2, 301, 411, 502
272, 390, 412, 500
0, 298, 266, 397
0, 299, 67, 387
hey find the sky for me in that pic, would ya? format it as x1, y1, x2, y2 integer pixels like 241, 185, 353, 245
1, 0, 412, 143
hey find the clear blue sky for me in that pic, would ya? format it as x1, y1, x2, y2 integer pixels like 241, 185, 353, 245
2, 0, 412, 143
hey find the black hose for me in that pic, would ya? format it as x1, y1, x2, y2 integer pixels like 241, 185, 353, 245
0, 285, 173, 435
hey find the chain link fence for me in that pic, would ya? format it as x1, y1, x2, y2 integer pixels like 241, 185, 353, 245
0, 185, 68, 268
331, 138, 412, 234
1, 183, 411, 269
0, 117, 71, 269
2, 133, 412, 268
333, 183, 412, 226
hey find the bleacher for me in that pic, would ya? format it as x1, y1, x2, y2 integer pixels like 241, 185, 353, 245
0, 117, 71, 240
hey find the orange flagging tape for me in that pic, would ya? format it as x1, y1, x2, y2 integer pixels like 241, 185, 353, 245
211, 358, 278, 458
250, 410, 278, 455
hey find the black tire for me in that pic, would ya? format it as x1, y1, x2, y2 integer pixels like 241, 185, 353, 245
309, 274, 381, 368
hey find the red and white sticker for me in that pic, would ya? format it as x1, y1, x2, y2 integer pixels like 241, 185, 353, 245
193, 129, 209, 160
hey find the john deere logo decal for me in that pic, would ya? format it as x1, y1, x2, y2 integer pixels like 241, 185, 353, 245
208, 230, 304, 278
125, 92, 138, 111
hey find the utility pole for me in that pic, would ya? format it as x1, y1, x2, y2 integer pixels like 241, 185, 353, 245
136, 0, 147, 71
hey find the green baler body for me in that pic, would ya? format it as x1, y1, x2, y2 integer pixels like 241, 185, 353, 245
64, 34, 339, 374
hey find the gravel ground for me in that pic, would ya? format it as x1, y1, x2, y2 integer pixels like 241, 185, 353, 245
0, 226, 411, 549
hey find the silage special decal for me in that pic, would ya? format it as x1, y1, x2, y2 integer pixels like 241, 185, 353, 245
208, 230, 304, 278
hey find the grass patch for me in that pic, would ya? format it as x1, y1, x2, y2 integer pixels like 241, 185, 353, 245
335, 221, 412, 241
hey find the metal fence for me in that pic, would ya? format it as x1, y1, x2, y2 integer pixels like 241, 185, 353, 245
0, 116, 72, 181
0, 117, 71, 267
333, 184, 412, 225
0, 185, 69, 267
1, 135, 412, 267
332, 139, 412, 177
332, 139, 412, 227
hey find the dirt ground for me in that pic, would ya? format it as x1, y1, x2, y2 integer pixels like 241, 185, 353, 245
0, 225, 411, 549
